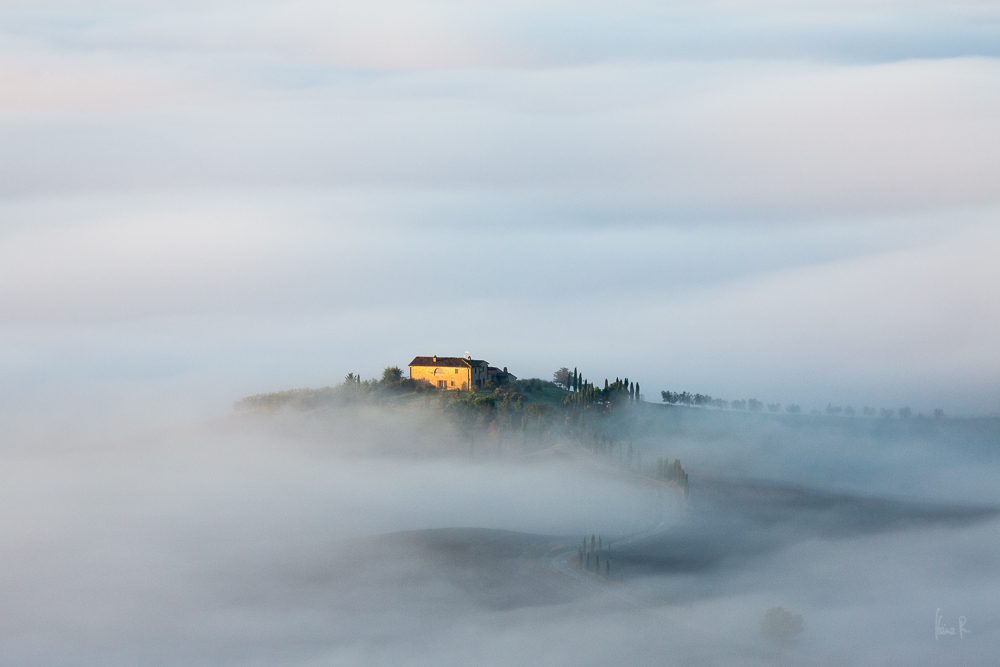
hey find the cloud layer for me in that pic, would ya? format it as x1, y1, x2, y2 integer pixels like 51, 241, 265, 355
1, 0, 999, 415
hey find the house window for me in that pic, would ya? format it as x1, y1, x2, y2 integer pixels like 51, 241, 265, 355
438, 380, 446, 389
454, 369, 458, 374
450, 381, 455, 387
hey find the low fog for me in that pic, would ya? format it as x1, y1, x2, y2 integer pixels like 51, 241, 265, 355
1, 388, 997, 666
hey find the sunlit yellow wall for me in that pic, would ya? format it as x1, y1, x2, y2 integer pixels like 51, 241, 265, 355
409, 364, 471, 390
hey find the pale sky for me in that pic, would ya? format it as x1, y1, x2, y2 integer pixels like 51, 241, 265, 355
2, 0, 1000, 420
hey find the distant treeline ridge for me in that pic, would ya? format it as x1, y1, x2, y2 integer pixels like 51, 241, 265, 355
660, 390, 942, 419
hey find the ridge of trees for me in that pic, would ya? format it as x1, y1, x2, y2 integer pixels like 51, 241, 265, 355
234, 366, 429, 412
660, 389, 943, 420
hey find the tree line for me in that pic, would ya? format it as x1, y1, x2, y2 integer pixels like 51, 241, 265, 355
557, 367, 641, 410
656, 457, 689, 499
235, 365, 430, 411
660, 389, 943, 419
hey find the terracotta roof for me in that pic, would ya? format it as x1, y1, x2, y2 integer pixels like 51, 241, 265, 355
409, 356, 472, 368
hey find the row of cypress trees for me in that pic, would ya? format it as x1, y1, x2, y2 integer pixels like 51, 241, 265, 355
577, 534, 612, 578
564, 367, 641, 408
657, 457, 690, 499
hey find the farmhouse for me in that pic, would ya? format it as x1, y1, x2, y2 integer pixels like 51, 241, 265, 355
488, 366, 516, 385
408, 355, 489, 390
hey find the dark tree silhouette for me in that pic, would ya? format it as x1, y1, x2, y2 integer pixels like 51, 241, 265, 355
380, 366, 403, 384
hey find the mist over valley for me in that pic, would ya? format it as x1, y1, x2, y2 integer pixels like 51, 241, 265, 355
3, 0, 1000, 663
4, 371, 993, 665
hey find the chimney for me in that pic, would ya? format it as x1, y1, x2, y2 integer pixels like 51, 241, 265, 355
432, 355, 437, 362
503, 367, 507, 373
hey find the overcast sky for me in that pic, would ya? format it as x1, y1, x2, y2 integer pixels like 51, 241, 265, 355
2, 0, 999, 421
